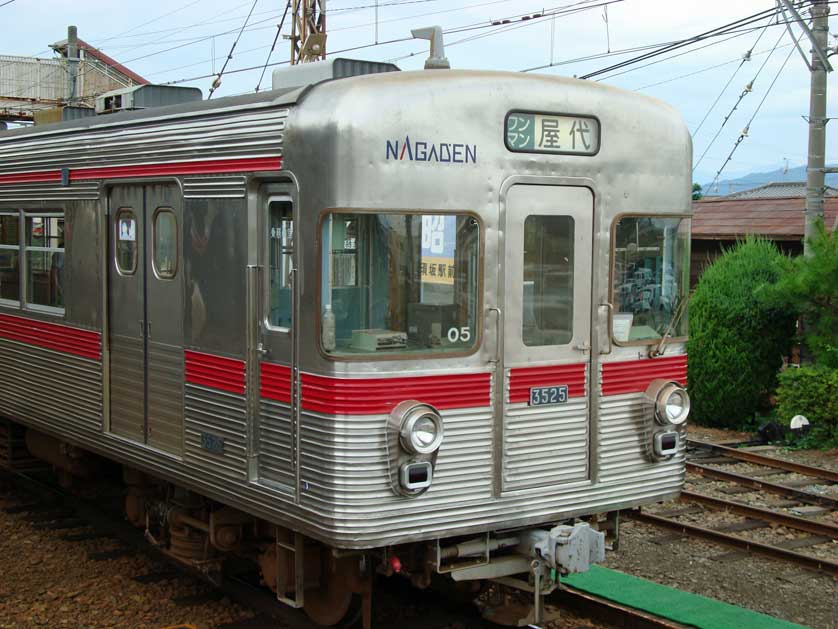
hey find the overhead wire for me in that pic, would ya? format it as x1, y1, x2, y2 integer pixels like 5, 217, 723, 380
255, 1, 291, 92
208, 0, 260, 98
708, 34, 803, 191
693, 26, 788, 173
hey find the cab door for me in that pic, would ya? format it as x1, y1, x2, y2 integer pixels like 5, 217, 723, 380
499, 183, 593, 492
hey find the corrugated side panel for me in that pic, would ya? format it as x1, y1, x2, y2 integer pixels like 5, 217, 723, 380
597, 391, 685, 484
0, 181, 100, 202
0, 337, 102, 434
183, 175, 247, 199
184, 384, 248, 482
147, 342, 184, 455
503, 364, 589, 491
0, 108, 289, 176
109, 335, 144, 442
258, 398, 294, 489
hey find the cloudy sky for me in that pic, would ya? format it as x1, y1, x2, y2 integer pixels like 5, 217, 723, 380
2, 0, 835, 185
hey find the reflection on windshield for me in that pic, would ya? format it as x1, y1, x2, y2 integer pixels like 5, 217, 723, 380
612, 216, 689, 343
321, 213, 480, 357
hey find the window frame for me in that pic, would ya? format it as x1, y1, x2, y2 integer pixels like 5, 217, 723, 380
114, 207, 138, 276
316, 207, 485, 362
151, 207, 178, 280
264, 196, 295, 334
608, 212, 691, 347
521, 213, 576, 348
23, 210, 65, 316
0, 210, 22, 308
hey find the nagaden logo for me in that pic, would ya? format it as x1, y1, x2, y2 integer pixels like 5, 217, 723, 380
386, 135, 477, 164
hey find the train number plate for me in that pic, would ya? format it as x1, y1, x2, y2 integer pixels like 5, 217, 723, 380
200, 432, 225, 455
529, 385, 569, 406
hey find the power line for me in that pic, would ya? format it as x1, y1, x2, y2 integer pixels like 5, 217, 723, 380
0, 0, 18, 8
708, 35, 802, 191
256, 1, 291, 92
693, 27, 787, 173
577, 4, 789, 80
208, 0, 260, 99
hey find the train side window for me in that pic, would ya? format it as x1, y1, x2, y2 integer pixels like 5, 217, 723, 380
115, 208, 138, 275
152, 208, 178, 280
0, 212, 21, 305
522, 215, 574, 346
268, 200, 294, 329
24, 212, 65, 314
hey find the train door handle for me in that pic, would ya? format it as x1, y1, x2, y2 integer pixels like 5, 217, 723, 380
256, 342, 269, 357
487, 307, 501, 364
574, 341, 591, 353
599, 303, 614, 355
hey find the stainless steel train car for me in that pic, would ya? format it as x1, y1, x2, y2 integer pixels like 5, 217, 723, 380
0, 47, 692, 626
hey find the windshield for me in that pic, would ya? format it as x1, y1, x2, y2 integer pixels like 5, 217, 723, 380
612, 216, 690, 343
321, 212, 480, 357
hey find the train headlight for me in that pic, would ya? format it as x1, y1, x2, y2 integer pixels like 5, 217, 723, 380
645, 379, 690, 426
399, 406, 444, 454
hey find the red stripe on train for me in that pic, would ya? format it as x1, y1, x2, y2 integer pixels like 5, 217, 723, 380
0, 156, 282, 185
601, 355, 687, 396
0, 313, 101, 360
508, 363, 586, 404
260, 362, 292, 404
298, 371, 492, 415
184, 350, 246, 395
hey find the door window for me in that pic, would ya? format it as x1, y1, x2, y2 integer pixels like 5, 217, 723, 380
522, 215, 574, 346
268, 200, 294, 329
115, 208, 138, 275
152, 208, 178, 279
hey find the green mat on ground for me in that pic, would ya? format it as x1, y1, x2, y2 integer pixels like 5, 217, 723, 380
563, 565, 807, 629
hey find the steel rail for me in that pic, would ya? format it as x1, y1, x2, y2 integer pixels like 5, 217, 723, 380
680, 490, 838, 539
687, 462, 838, 510
687, 439, 838, 483
556, 586, 690, 629
629, 510, 838, 576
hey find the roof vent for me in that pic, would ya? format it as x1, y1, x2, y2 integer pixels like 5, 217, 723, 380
271, 57, 399, 91
95, 84, 202, 115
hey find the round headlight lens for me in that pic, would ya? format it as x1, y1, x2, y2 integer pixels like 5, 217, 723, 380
399, 408, 444, 454
658, 385, 690, 426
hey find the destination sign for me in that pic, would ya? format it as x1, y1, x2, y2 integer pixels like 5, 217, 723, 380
505, 111, 600, 156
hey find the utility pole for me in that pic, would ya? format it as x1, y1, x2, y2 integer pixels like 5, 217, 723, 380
803, 0, 831, 254
66, 25, 80, 106
290, 0, 326, 65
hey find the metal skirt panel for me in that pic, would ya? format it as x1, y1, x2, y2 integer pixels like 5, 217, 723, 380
184, 383, 248, 482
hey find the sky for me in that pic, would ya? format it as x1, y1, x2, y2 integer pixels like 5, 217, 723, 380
1, 0, 835, 186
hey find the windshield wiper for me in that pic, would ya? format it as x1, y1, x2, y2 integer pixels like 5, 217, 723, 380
650, 291, 692, 358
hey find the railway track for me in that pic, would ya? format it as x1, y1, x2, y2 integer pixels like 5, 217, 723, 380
0, 467, 680, 629
628, 440, 838, 576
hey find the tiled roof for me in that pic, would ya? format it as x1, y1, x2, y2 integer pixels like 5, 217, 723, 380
692, 196, 838, 239
722, 181, 838, 199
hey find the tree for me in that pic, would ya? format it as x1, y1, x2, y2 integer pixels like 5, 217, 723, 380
688, 238, 796, 427
692, 183, 703, 201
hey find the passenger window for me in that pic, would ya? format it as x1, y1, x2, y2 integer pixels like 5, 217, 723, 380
25, 212, 65, 313
153, 209, 177, 279
115, 208, 137, 275
268, 200, 293, 328
0, 212, 21, 304
522, 215, 574, 346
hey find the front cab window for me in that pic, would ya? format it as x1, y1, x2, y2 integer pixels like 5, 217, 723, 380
321, 212, 481, 357
611, 215, 690, 344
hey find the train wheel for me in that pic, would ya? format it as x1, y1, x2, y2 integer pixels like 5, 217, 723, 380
303, 556, 366, 627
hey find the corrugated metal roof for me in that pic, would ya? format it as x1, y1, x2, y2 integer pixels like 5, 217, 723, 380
692, 196, 838, 239
723, 181, 838, 199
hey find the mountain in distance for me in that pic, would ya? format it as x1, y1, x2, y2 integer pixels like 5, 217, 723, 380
701, 164, 838, 196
